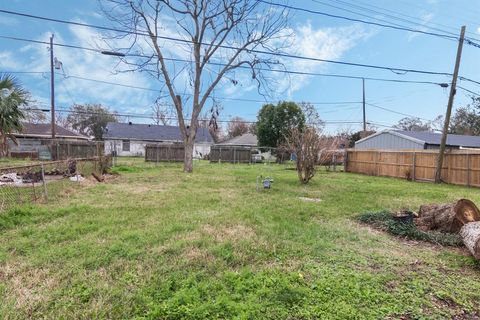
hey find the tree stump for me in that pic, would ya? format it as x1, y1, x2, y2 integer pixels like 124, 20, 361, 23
415, 199, 480, 233
460, 222, 480, 259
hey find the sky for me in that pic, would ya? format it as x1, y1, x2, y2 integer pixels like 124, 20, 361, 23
0, 0, 479, 134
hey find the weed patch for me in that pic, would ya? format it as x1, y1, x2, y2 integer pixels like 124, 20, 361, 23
356, 211, 463, 247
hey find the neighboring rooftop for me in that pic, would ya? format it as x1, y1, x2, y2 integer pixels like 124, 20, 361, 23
16, 122, 89, 140
394, 130, 480, 148
103, 122, 214, 143
216, 133, 258, 146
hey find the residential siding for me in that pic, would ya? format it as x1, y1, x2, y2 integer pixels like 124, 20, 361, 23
355, 132, 424, 150
105, 139, 212, 158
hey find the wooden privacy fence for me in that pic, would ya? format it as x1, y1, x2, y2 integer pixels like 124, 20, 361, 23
145, 144, 185, 162
346, 149, 480, 187
209, 146, 252, 163
10, 140, 104, 160
52, 141, 104, 160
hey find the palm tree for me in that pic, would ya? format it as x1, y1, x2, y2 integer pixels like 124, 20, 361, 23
0, 74, 27, 157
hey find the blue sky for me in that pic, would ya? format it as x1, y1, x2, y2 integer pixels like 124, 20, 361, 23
0, 0, 479, 133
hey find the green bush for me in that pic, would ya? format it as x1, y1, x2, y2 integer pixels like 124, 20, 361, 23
356, 211, 463, 247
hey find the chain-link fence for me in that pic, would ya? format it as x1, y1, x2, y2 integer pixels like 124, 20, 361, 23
0, 156, 112, 212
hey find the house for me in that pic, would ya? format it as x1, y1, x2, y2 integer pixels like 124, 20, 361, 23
8, 122, 90, 158
355, 130, 480, 150
14, 122, 89, 142
103, 122, 214, 157
215, 133, 258, 147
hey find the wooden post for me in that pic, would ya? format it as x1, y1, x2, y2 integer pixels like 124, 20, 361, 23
412, 152, 416, 181
435, 26, 466, 183
343, 150, 348, 172
333, 153, 337, 172
41, 164, 48, 202
467, 153, 471, 187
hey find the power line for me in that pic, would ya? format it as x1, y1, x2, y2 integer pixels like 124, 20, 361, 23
0, 9, 461, 76
329, 0, 480, 42
0, 35, 454, 88
366, 102, 432, 122
457, 86, 480, 97
310, 0, 457, 41
261, 0, 480, 48
5, 69, 363, 106
23, 106, 367, 125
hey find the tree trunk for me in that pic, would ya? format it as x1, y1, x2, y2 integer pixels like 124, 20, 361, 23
415, 199, 480, 233
183, 139, 194, 173
460, 222, 480, 259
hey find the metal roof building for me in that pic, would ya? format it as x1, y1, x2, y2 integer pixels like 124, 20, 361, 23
355, 130, 480, 150
215, 133, 258, 147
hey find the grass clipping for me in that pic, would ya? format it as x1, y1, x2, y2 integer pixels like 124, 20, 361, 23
356, 211, 463, 247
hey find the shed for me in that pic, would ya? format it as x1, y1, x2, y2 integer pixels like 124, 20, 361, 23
355, 130, 480, 150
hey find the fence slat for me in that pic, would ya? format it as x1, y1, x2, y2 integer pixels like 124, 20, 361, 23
347, 149, 480, 188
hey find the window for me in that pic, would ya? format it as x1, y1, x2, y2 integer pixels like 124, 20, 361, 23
122, 140, 130, 152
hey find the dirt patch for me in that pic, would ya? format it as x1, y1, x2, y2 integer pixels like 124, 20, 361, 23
200, 224, 256, 242
299, 197, 322, 203
108, 181, 170, 195
0, 263, 57, 312
183, 246, 215, 263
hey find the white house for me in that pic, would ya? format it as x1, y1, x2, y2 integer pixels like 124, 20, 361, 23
103, 122, 214, 157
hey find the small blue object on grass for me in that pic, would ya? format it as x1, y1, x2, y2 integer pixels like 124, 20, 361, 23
256, 176, 274, 191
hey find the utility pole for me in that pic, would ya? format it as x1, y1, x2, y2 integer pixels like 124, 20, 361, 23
50, 34, 56, 140
435, 26, 466, 183
362, 78, 366, 132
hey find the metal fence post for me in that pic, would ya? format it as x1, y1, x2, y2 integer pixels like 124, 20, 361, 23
41, 164, 48, 202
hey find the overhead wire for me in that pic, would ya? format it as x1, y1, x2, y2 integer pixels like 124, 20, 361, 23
0, 35, 456, 87
0, 9, 465, 76
260, 0, 480, 47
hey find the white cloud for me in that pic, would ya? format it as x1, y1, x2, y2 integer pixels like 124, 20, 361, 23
0, 51, 21, 69
274, 22, 372, 97
0, 16, 18, 26
408, 12, 435, 41
477, 27, 480, 34
20, 24, 157, 112
215, 22, 372, 99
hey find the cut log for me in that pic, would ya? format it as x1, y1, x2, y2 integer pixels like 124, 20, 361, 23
91, 172, 104, 182
460, 222, 480, 259
415, 199, 480, 233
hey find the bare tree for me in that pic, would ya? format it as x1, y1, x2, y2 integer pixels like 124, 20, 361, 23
101, 0, 290, 172
151, 100, 173, 125
285, 127, 339, 184
198, 104, 223, 143
299, 102, 324, 131
226, 116, 249, 138
23, 108, 47, 124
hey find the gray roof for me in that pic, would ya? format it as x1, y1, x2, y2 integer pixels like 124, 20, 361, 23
15, 122, 89, 140
104, 122, 214, 143
216, 133, 258, 146
394, 130, 480, 148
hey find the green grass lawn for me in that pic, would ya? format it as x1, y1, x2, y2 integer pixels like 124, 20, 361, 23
1, 159, 480, 319
0, 157, 38, 169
